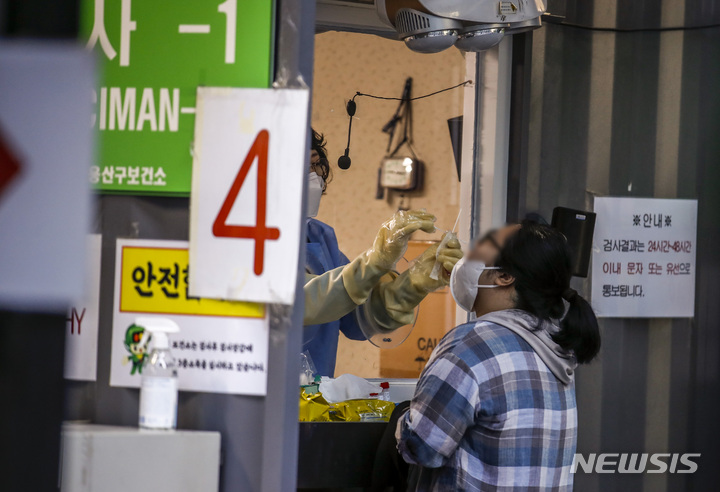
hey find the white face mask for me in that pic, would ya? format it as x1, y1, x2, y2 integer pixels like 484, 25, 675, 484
306, 173, 325, 218
449, 256, 501, 312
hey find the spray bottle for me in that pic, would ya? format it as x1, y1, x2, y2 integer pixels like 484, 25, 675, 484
137, 317, 179, 430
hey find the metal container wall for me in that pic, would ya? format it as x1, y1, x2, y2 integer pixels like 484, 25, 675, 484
509, 2, 720, 490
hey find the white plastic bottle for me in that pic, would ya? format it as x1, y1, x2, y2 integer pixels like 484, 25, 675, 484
137, 317, 179, 430
380, 382, 390, 401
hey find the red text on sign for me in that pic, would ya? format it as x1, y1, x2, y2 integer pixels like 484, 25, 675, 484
212, 130, 280, 276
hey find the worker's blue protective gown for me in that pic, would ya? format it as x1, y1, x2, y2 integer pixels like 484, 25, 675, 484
303, 218, 365, 376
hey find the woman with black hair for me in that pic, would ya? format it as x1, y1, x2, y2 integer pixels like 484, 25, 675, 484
395, 221, 601, 491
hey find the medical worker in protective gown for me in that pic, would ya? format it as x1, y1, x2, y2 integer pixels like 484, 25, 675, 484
303, 130, 462, 375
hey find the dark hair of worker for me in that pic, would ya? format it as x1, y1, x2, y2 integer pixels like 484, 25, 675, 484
310, 128, 332, 190
496, 220, 602, 364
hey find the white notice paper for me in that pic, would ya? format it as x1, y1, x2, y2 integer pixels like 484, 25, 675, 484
189, 87, 309, 304
110, 239, 269, 396
64, 234, 101, 381
591, 197, 697, 318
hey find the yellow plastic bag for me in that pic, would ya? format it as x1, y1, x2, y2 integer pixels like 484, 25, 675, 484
329, 399, 395, 422
299, 389, 331, 422
299, 389, 396, 422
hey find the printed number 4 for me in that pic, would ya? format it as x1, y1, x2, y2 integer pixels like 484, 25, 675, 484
213, 130, 280, 276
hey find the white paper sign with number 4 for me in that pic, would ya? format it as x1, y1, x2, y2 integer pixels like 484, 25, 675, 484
189, 87, 309, 304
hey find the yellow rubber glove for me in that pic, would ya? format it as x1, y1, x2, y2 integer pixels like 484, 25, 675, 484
342, 210, 436, 305
368, 234, 463, 327
434, 235, 464, 282
367, 210, 437, 270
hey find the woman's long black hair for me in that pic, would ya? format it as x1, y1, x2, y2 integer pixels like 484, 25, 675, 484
495, 220, 601, 364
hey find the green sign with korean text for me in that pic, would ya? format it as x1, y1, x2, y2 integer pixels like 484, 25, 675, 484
81, 0, 274, 194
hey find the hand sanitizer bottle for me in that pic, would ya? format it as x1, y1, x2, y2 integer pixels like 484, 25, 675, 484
137, 317, 179, 430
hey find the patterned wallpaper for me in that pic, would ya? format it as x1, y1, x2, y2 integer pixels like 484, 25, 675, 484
311, 31, 466, 377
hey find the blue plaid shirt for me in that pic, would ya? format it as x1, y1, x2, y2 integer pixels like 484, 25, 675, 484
397, 319, 577, 491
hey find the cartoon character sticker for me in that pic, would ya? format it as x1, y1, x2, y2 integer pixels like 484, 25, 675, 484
123, 324, 150, 375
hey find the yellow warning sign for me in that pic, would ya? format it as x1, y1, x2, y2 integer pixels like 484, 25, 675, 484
119, 245, 264, 318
